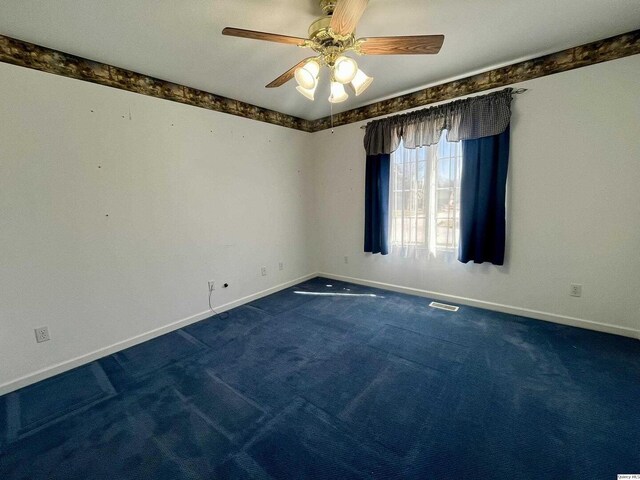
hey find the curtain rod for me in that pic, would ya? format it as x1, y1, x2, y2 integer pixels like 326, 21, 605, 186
359, 88, 528, 129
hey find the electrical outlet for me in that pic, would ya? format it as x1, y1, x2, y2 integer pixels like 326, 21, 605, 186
344, 256, 349, 264
570, 283, 582, 297
261, 266, 267, 276
35, 326, 50, 343
208, 280, 215, 292
279, 262, 284, 271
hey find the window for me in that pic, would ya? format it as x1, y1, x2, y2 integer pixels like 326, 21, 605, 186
389, 132, 463, 257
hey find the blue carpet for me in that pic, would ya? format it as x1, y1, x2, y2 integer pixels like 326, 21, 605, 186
1, 277, 639, 479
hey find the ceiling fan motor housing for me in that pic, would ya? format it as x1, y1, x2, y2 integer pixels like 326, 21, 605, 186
308, 15, 357, 65
308, 16, 333, 41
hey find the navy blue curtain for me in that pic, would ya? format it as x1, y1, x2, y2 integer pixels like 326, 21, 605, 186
364, 154, 390, 255
459, 127, 510, 265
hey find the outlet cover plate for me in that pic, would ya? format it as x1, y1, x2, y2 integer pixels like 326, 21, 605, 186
570, 283, 582, 297
35, 326, 50, 343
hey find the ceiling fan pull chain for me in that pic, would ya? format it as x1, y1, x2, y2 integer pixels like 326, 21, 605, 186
331, 102, 334, 133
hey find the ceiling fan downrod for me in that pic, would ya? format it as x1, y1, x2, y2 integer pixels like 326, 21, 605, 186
319, 0, 338, 15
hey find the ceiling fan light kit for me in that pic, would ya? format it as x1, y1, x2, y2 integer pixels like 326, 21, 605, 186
222, 0, 444, 105
350, 69, 374, 96
294, 59, 320, 90
333, 56, 358, 84
329, 80, 349, 103
292, 55, 369, 103
296, 84, 317, 101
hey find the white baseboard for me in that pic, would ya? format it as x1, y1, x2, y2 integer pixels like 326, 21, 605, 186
0, 273, 317, 396
4, 270, 637, 396
319, 272, 640, 340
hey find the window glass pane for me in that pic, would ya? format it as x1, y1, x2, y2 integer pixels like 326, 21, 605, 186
436, 132, 446, 157
390, 132, 463, 253
394, 192, 403, 210
402, 162, 413, 191
437, 158, 453, 188
416, 189, 425, 214
417, 161, 426, 182
416, 216, 426, 244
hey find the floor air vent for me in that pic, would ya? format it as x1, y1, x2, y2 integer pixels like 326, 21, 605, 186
429, 301, 459, 312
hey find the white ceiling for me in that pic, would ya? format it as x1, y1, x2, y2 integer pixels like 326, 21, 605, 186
1, 0, 639, 120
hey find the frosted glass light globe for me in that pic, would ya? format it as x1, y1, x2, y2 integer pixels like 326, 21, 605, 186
329, 81, 349, 103
296, 84, 316, 101
351, 69, 374, 96
294, 60, 320, 90
333, 56, 358, 84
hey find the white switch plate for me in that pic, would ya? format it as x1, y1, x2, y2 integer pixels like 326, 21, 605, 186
261, 266, 267, 276
278, 262, 284, 271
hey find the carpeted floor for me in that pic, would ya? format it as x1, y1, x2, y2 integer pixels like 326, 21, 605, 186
1, 277, 639, 479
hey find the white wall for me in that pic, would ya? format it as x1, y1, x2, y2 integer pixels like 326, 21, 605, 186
0, 62, 316, 393
2, 54, 639, 395
312, 55, 640, 338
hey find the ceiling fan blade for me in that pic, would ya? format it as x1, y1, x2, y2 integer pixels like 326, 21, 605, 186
359, 35, 445, 55
266, 57, 315, 88
330, 0, 369, 36
222, 27, 306, 46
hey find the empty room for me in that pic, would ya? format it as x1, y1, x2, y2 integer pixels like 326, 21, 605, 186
1, 1, 639, 478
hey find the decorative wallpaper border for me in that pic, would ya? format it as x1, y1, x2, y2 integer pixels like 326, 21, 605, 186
1, 30, 639, 133
310, 29, 640, 131
0, 35, 313, 132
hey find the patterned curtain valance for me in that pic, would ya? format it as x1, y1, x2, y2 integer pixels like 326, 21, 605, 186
364, 88, 513, 155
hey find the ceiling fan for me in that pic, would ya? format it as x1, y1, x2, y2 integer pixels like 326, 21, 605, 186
222, 0, 444, 103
